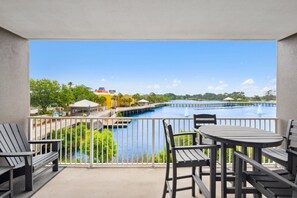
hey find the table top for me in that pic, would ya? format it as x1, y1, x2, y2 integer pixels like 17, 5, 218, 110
195, 125, 283, 148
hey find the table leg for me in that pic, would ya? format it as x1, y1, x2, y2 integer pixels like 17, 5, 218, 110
232, 145, 236, 187
221, 143, 227, 198
242, 146, 247, 198
253, 147, 262, 198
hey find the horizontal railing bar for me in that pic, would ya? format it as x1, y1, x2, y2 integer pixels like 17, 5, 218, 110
28, 116, 278, 121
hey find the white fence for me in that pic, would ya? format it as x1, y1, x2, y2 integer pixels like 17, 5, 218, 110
28, 117, 278, 167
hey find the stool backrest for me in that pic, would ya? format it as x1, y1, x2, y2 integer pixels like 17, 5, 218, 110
162, 119, 175, 151
193, 114, 216, 145
286, 120, 297, 149
193, 114, 217, 128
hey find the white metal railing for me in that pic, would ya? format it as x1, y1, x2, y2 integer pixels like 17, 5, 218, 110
28, 117, 278, 167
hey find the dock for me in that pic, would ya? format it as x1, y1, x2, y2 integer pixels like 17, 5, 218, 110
115, 103, 165, 116
101, 119, 130, 128
165, 101, 276, 108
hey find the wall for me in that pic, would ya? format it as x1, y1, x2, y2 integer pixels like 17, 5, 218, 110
277, 33, 297, 136
0, 27, 29, 131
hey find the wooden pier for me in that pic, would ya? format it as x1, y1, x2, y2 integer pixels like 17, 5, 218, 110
115, 103, 165, 116
165, 101, 276, 108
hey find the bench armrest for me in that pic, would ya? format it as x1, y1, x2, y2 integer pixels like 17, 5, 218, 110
234, 151, 297, 190
0, 152, 34, 157
28, 139, 63, 144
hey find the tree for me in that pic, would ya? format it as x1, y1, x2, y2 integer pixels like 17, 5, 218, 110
58, 84, 74, 109
72, 85, 98, 102
121, 98, 128, 107
262, 90, 276, 101
97, 96, 107, 106
111, 95, 117, 108
252, 95, 262, 101
117, 93, 123, 106
30, 79, 61, 112
49, 124, 117, 163
127, 98, 132, 106
132, 93, 141, 101
68, 81, 73, 89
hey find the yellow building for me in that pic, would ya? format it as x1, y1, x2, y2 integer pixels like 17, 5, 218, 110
94, 92, 115, 109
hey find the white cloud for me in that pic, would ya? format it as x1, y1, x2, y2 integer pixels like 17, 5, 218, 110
171, 79, 181, 87
207, 81, 228, 92
166, 79, 182, 89
239, 78, 276, 96
241, 79, 255, 86
207, 86, 214, 90
147, 84, 161, 90
101, 78, 106, 82
240, 78, 261, 96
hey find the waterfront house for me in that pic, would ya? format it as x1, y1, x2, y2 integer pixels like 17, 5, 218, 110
138, 99, 149, 106
69, 99, 99, 116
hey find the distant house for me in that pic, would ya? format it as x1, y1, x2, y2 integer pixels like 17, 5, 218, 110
95, 87, 108, 93
223, 97, 234, 101
109, 90, 116, 94
69, 99, 99, 116
138, 99, 149, 106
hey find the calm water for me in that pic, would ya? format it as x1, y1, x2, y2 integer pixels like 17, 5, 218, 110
133, 101, 276, 119
113, 100, 276, 162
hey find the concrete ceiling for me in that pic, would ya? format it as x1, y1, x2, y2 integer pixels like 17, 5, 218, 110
0, 0, 296, 40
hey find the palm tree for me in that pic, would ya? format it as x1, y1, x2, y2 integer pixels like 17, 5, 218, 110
68, 82, 73, 89
111, 95, 117, 108
117, 93, 123, 107
127, 98, 132, 107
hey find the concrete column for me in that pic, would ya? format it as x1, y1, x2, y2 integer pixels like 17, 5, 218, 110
0, 27, 29, 131
277, 33, 297, 136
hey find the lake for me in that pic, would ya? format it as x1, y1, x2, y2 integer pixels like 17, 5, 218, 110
132, 100, 276, 119
112, 100, 276, 163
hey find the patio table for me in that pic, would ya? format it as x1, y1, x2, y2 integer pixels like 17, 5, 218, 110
194, 125, 283, 198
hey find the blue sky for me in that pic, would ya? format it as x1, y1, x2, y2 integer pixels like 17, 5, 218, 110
30, 41, 276, 96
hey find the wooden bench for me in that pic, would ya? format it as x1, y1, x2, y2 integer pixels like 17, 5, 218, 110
0, 167, 13, 198
262, 120, 297, 169
235, 150, 297, 198
0, 123, 62, 191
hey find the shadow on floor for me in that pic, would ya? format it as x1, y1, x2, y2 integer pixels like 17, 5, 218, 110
0, 166, 65, 198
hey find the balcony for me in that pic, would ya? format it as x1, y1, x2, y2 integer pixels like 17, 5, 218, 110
1, 1, 297, 197
1, 117, 276, 197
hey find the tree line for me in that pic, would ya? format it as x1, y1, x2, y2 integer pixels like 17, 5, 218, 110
30, 79, 106, 114
31, 79, 276, 114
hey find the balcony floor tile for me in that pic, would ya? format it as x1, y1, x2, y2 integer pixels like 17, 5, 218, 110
32, 167, 256, 198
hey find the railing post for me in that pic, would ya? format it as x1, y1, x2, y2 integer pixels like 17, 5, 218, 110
90, 118, 94, 168
152, 119, 155, 168
275, 118, 278, 134
27, 118, 32, 140
28, 118, 33, 151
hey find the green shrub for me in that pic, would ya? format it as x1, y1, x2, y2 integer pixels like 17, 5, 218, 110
48, 123, 117, 163
82, 129, 117, 163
